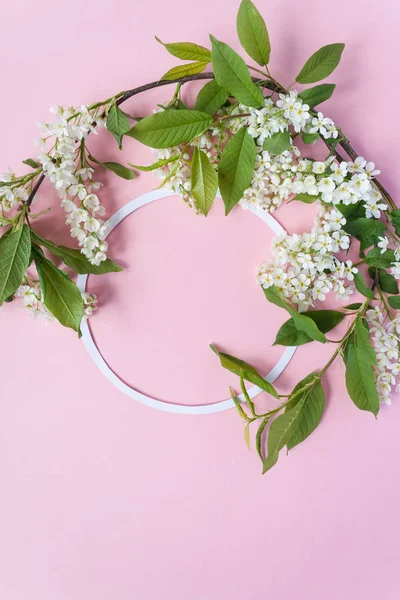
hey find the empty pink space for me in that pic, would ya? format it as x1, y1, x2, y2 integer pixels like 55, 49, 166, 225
1, 1, 400, 600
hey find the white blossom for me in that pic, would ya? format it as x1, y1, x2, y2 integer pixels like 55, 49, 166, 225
37, 104, 109, 265
366, 307, 400, 405
257, 204, 355, 308
377, 236, 389, 254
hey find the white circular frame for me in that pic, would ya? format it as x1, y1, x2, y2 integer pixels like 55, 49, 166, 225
77, 189, 297, 414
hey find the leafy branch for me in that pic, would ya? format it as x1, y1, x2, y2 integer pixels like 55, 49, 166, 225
213, 295, 377, 473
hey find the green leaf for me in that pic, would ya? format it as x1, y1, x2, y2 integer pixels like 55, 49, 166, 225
376, 269, 399, 294
285, 374, 325, 451
0, 224, 31, 304
296, 43, 345, 84
366, 247, 396, 269
230, 387, 249, 421
244, 423, 251, 450
274, 310, 344, 346
293, 193, 317, 204
343, 218, 385, 249
155, 37, 211, 61
22, 158, 40, 169
353, 271, 375, 299
273, 319, 314, 346
194, 80, 229, 115
298, 84, 336, 108
33, 252, 83, 334
343, 218, 385, 238
388, 296, 400, 309
343, 303, 363, 310
126, 109, 213, 149
336, 201, 365, 221
218, 127, 256, 215
89, 155, 135, 180
262, 395, 307, 473
343, 331, 355, 362
162, 98, 188, 111
344, 343, 379, 416
360, 237, 380, 253
262, 130, 291, 154
236, 0, 271, 66
106, 105, 131, 149
263, 284, 301, 312
256, 415, 269, 461
289, 313, 329, 345
391, 216, 400, 237
355, 316, 377, 366
305, 310, 345, 332
128, 155, 180, 172
30, 231, 122, 275
210, 35, 264, 108
190, 147, 218, 216
100, 162, 135, 180
263, 286, 327, 343
301, 131, 319, 144
211, 344, 279, 398
161, 61, 209, 81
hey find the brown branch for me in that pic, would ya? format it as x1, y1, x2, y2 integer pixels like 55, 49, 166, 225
115, 73, 282, 105
27, 172, 45, 207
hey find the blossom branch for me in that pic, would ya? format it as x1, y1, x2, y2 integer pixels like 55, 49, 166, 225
23, 73, 394, 212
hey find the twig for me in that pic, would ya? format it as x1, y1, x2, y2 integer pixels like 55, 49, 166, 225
27, 173, 45, 207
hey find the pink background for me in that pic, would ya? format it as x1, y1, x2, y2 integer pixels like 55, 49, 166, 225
1, 0, 400, 598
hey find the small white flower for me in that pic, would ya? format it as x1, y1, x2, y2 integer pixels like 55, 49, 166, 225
61, 199, 76, 213
391, 262, 400, 280
312, 162, 326, 175
365, 161, 380, 178
377, 236, 389, 254
83, 236, 99, 251
70, 227, 86, 243
348, 156, 366, 172
318, 177, 335, 195
85, 217, 101, 232
84, 194, 100, 211
92, 251, 107, 266
343, 260, 357, 281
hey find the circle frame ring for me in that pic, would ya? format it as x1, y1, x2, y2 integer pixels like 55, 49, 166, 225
77, 189, 297, 415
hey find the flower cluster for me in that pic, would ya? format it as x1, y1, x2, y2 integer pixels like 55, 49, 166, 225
240, 150, 386, 218
291, 155, 383, 210
240, 147, 301, 212
305, 110, 338, 140
16, 279, 97, 322
231, 98, 289, 143
37, 105, 109, 266
276, 92, 312, 134
365, 306, 400, 405
257, 204, 356, 308
0, 170, 30, 216
230, 91, 338, 144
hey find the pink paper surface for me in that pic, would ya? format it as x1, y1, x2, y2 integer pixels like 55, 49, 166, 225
1, 1, 400, 598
